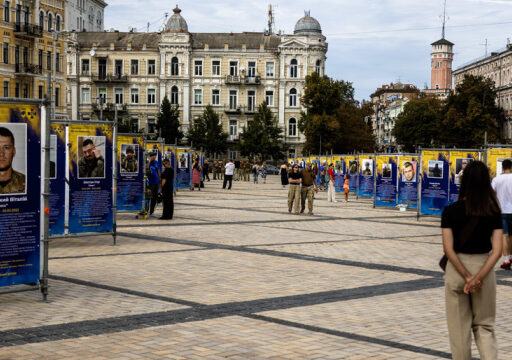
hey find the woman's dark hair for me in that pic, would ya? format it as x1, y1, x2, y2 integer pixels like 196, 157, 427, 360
458, 160, 500, 216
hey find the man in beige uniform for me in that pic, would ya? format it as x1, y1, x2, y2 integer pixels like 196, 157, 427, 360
0, 126, 25, 194
301, 163, 317, 215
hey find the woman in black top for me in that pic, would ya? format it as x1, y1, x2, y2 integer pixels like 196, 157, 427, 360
441, 161, 502, 359
280, 162, 289, 188
159, 159, 174, 220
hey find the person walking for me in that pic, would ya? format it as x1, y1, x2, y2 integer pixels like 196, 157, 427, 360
220, 160, 225, 180
327, 163, 337, 202
280, 162, 289, 188
252, 161, 259, 184
190, 161, 202, 191
146, 152, 161, 216
260, 161, 268, 184
491, 158, 512, 270
287, 164, 302, 214
203, 159, 210, 182
234, 159, 241, 181
441, 161, 502, 360
244, 161, 251, 181
343, 174, 350, 202
223, 159, 235, 190
301, 163, 318, 215
212, 159, 219, 180
159, 158, 174, 220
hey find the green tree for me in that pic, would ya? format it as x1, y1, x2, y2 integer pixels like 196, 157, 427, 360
187, 105, 228, 156
239, 102, 283, 160
186, 114, 207, 149
393, 96, 444, 152
157, 95, 183, 144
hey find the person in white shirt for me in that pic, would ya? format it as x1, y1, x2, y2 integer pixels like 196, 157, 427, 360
223, 159, 235, 190
492, 158, 512, 270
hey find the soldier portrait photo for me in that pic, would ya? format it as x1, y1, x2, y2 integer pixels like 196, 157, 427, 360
428, 160, 444, 179
382, 163, 392, 178
402, 161, 417, 182
120, 144, 139, 174
77, 136, 105, 179
179, 152, 188, 168
0, 124, 26, 195
362, 159, 373, 176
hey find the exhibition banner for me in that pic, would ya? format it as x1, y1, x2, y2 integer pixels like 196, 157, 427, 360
448, 151, 480, 204
68, 124, 113, 234
358, 154, 375, 197
0, 103, 41, 286
145, 142, 162, 171
49, 124, 66, 235
397, 155, 418, 209
296, 157, 305, 168
320, 156, 330, 166
287, 158, 296, 165
487, 148, 512, 178
420, 150, 449, 215
163, 145, 176, 192
332, 155, 345, 192
117, 135, 144, 211
176, 147, 191, 188
375, 155, 398, 207
344, 156, 358, 193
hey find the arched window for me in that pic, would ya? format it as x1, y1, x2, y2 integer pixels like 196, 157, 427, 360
290, 59, 298, 78
47, 13, 53, 31
315, 60, 321, 74
289, 88, 297, 107
170, 86, 179, 105
288, 118, 297, 136
55, 15, 61, 32
171, 57, 179, 76
39, 11, 45, 29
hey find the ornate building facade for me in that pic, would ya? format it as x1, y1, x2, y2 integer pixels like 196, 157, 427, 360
65, 7, 327, 158
65, 0, 106, 32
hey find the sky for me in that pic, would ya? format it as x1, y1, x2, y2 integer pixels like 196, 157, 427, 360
104, 0, 512, 101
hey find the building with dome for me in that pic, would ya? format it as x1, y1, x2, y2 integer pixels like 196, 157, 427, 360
65, 7, 327, 158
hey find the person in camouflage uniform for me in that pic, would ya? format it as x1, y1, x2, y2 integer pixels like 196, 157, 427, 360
78, 138, 105, 178
0, 126, 25, 194
121, 146, 138, 173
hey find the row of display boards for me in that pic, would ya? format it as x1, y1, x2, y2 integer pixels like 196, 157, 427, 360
0, 101, 203, 295
288, 148, 511, 214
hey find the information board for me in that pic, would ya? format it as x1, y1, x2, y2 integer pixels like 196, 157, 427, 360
420, 150, 449, 215
49, 123, 66, 235
397, 155, 418, 209
358, 155, 375, 197
375, 155, 398, 207
117, 135, 144, 211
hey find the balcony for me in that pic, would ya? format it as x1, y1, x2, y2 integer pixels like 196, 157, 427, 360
224, 105, 244, 114
225, 75, 241, 84
92, 102, 128, 112
244, 76, 261, 85
245, 105, 256, 114
15, 63, 42, 76
228, 134, 239, 141
92, 73, 129, 83
14, 23, 43, 37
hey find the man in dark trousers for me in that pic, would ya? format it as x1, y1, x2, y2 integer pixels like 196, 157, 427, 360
146, 152, 161, 216
203, 159, 210, 182
160, 158, 174, 220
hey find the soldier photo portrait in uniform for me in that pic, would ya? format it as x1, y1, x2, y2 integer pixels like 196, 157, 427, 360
455, 158, 473, 184
179, 152, 188, 168
362, 159, 373, 176
77, 136, 105, 179
49, 134, 57, 179
348, 160, 358, 175
428, 160, 443, 178
120, 144, 139, 174
401, 161, 417, 182
0, 124, 27, 195
335, 160, 343, 174
382, 163, 392, 178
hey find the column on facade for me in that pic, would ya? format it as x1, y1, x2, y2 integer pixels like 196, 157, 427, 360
183, 83, 190, 126
278, 84, 285, 126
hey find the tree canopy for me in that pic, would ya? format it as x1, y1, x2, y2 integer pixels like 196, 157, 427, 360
186, 105, 228, 156
157, 95, 183, 144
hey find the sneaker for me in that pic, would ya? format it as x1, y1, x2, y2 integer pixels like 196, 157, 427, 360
500, 261, 511, 270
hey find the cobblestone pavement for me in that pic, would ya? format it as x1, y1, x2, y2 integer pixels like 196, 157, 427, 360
1, 176, 512, 359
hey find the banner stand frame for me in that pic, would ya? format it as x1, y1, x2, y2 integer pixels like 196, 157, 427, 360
116, 132, 145, 215
372, 152, 377, 208
416, 150, 422, 222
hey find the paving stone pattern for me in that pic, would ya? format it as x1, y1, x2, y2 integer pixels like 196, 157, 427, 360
1, 176, 512, 359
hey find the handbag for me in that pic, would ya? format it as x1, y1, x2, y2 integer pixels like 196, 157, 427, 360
439, 216, 479, 272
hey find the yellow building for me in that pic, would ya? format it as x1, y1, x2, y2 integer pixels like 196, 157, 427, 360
65, 6, 327, 158
0, 0, 67, 118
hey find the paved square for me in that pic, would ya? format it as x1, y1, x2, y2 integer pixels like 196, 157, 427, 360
1, 176, 512, 359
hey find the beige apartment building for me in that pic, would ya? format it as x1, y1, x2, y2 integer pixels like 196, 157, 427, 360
0, 0, 67, 118
65, 7, 327, 158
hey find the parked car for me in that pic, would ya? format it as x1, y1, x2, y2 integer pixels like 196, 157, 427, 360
266, 164, 280, 175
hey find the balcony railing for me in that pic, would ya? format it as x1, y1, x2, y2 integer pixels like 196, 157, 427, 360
14, 23, 43, 37
244, 76, 261, 84
15, 63, 42, 75
92, 103, 128, 112
91, 73, 129, 82
228, 134, 239, 141
224, 105, 244, 114
225, 75, 241, 84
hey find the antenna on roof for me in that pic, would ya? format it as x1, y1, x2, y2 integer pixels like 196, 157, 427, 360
267, 4, 275, 35
441, 0, 447, 39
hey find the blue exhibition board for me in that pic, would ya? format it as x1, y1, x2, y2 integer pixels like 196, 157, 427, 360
176, 148, 191, 188
0, 103, 41, 287
117, 135, 144, 211
375, 156, 398, 207
420, 151, 450, 216
333, 157, 345, 192
358, 155, 375, 198
49, 124, 66, 235
397, 156, 418, 209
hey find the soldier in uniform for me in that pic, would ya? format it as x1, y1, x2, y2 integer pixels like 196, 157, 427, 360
0, 126, 25, 194
78, 138, 105, 178
121, 146, 138, 173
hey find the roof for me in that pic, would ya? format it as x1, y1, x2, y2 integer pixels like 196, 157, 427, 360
75, 32, 161, 49
294, 13, 322, 35
190, 33, 281, 50
431, 38, 454, 46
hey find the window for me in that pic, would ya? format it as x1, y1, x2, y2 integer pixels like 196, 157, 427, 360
48, 13, 52, 31
288, 148, 296, 159
147, 59, 155, 75
289, 88, 297, 107
22, 83, 28, 98
194, 89, 202, 104
4, 2, 9, 23
81, 88, 90, 103
3, 81, 8, 97
81, 59, 89, 74
265, 90, 274, 106
15, 5, 20, 24
98, 88, 106, 103
290, 59, 298, 78
47, 51, 51, 70
229, 61, 238, 76
229, 120, 237, 136
55, 54, 60, 72
14, 45, 19, 65
147, 118, 156, 133
315, 60, 321, 74
114, 59, 122, 77
115, 88, 123, 104
39, 11, 44, 28
229, 90, 237, 109
38, 50, 43, 68
171, 57, 179, 75
22, 47, 28, 65
194, 60, 202, 76
147, 88, 156, 104
15, 83, 19, 98
24, 6, 28, 25
211, 89, 220, 105
288, 118, 297, 136
170, 86, 178, 105
56, 15, 61, 31
265, 62, 274, 77
130, 118, 138, 132
130, 59, 138, 75
435, 84, 440, 89
3, 43, 8, 64
247, 61, 256, 77
212, 60, 220, 76
38, 85, 43, 99
247, 90, 255, 111
55, 87, 60, 106
130, 88, 139, 104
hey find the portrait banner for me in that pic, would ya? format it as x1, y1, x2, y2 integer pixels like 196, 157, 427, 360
117, 135, 144, 211
176, 148, 191, 188
68, 124, 113, 234
296, 157, 305, 169
344, 156, 358, 193
145, 142, 163, 171
287, 158, 295, 165
397, 155, 419, 209
332, 156, 345, 192
420, 150, 449, 215
0, 103, 41, 287
375, 155, 398, 207
449, 150, 480, 204
49, 124, 66, 235
358, 155, 375, 197
487, 148, 512, 179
